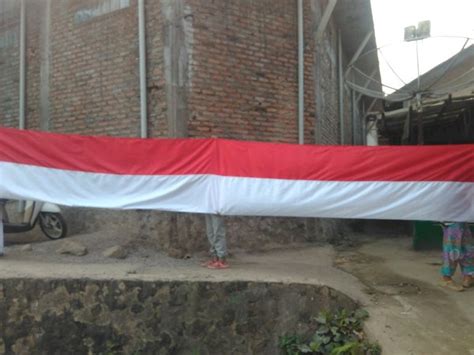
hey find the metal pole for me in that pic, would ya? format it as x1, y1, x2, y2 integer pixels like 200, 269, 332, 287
366, 98, 377, 113
297, 0, 304, 145
344, 31, 373, 78
338, 31, 344, 144
19, 0, 26, 130
138, 0, 148, 138
415, 40, 421, 91
417, 113, 424, 145
351, 89, 356, 144
362, 100, 366, 145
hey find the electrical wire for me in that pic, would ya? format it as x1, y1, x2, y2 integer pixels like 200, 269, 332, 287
378, 48, 407, 86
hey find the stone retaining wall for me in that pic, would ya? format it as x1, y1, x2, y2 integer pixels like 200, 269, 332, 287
0, 278, 357, 354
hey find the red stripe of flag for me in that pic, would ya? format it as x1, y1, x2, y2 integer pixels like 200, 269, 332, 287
0, 127, 472, 182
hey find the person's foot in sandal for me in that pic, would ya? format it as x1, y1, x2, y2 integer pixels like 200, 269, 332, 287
440, 277, 464, 292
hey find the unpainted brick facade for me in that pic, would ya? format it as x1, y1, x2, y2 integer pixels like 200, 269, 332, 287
0, 0, 371, 251
0, 0, 355, 144
0, 0, 19, 128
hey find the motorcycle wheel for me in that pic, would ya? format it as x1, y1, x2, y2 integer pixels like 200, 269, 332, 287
39, 212, 68, 240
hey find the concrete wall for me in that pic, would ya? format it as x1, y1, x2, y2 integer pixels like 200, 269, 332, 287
62, 208, 314, 256
0, 0, 359, 249
0, 278, 357, 354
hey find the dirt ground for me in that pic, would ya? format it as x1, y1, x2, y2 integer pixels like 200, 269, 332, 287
336, 239, 474, 355
2, 229, 474, 354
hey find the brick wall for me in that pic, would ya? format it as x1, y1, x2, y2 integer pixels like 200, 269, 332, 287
46, 0, 140, 136
185, 0, 317, 143
0, 0, 363, 250
0, 0, 19, 129
0, 0, 350, 144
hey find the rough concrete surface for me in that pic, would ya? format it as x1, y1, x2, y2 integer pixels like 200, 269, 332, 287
2, 231, 474, 354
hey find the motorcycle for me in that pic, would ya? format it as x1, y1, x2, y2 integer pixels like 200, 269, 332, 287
0, 199, 67, 240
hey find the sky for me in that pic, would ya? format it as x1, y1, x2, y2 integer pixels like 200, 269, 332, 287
370, 0, 474, 95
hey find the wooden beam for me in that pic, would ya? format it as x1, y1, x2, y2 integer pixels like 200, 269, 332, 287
401, 107, 412, 144
417, 111, 424, 145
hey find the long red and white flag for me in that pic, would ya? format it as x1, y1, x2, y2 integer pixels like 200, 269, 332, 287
0, 128, 472, 221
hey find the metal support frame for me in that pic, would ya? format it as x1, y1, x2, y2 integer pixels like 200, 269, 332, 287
362, 117, 367, 145
315, 0, 338, 41
345, 31, 373, 77
356, 68, 377, 102
366, 98, 377, 113
351, 89, 357, 144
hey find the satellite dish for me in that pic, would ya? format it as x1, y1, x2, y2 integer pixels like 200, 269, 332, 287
345, 35, 474, 103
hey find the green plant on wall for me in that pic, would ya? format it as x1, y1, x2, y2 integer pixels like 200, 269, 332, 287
278, 309, 381, 355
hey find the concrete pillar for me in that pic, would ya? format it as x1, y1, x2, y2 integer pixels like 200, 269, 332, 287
161, 0, 194, 245
161, 0, 191, 138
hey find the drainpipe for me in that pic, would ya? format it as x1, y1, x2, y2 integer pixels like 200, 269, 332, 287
19, 0, 26, 130
297, 0, 304, 144
362, 100, 367, 145
17, 0, 26, 213
351, 89, 356, 144
138, 0, 148, 138
338, 31, 344, 144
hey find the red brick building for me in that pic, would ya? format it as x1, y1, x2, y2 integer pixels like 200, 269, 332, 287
0, 0, 379, 250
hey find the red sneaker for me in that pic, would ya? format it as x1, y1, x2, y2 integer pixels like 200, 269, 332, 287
208, 260, 230, 269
